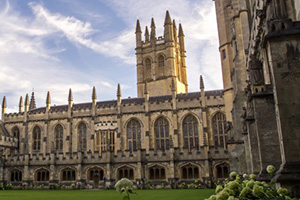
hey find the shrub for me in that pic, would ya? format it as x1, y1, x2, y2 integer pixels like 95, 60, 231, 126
205, 166, 296, 200
40, 184, 44, 189
115, 178, 136, 200
0, 183, 4, 190
180, 182, 187, 189
5, 183, 13, 190
71, 183, 76, 190
145, 181, 152, 189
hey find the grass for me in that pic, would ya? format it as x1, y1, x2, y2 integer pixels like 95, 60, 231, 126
0, 189, 214, 200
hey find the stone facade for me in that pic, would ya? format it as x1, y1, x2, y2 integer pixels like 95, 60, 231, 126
214, 0, 300, 196
0, 12, 230, 189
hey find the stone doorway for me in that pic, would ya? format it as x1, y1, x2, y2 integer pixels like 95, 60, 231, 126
88, 167, 104, 189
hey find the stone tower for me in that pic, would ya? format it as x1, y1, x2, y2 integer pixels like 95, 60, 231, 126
135, 11, 188, 97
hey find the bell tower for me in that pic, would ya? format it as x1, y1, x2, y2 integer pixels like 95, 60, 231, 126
135, 11, 188, 97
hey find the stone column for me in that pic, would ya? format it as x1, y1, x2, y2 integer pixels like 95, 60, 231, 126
266, 37, 300, 194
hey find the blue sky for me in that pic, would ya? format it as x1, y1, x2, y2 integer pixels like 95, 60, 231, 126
0, 0, 222, 113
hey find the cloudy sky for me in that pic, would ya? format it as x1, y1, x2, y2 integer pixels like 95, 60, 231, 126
0, 0, 222, 113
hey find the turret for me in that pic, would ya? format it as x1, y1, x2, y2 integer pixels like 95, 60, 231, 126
68, 88, 73, 117
178, 23, 185, 54
117, 84, 121, 113
19, 96, 23, 113
92, 86, 97, 105
2, 96, 6, 120
150, 18, 156, 42
29, 92, 36, 110
173, 19, 178, 43
144, 81, 149, 112
164, 10, 174, 42
92, 86, 97, 115
200, 75, 206, 107
24, 93, 29, 112
145, 26, 150, 42
171, 79, 177, 110
135, 19, 142, 48
46, 91, 51, 111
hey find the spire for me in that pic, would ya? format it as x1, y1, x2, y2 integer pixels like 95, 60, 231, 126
68, 88, 73, 102
164, 10, 172, 25
171, 78, 176, 92
178, 23, 184, 36
29, 92, 36, 110
25, 93, 29, 112
135, 19, 141, 33
2, 96, 7, 109
150, 17, 156, 41
200, 75, 205, 90
144, 81, 148, 94
46, 91, 51, 105
19, 96, 23, 113
173, 19, 178, 43
145, 26, 150, 42
151, 17, 155, 27
117, 84, 121, 97
92, 86, 97, 100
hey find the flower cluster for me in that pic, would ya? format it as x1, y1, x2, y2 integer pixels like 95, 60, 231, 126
115, 178, 136, 200
205, 165, 295, 200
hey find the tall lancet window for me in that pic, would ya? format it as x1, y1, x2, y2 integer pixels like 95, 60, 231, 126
145, 58, 151, 80
12, 127, 20, 149
183, 115, 199, 151
55, 124, 63, 151
154, 117, 170, 151
33, 126, 41, 151
212, 112, 227, 148
158, 55, 165, 77
127, 119, 141, 153
78, 122, 87, 151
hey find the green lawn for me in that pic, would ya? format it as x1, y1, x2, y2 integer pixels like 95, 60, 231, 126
0, 189, 214, 200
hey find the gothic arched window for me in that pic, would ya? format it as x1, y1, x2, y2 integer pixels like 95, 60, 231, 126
88, 167, 104, 181
78, 122, 87, 151
118, 166, 134, 180
35, 169, 50, 182
127, 119, 141, 153
215, 163, 229, 178
149, 165, 166, 180
158, 55, 165, 76
145, 58, 151, 80
33, 126, 41, 151
61, 168, 76, 181
181, 164, 199, 179
183, 115, 199, 151
12, 127, 20, 149
154, 117, 170, 151
55, 124, 63, 151
10, 169, 22, 182
212, 112, 227, 148
158, 55, 164, 67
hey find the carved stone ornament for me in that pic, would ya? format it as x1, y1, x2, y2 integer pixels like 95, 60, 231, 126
248, 54, 264, 86
266, 0, 287, 20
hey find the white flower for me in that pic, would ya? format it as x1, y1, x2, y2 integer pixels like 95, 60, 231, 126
114, 178, 134, 193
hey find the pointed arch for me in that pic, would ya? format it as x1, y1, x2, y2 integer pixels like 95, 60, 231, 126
144, 57, 152, 80
11, 126, 20, 149
10, 168, 22, 182
154, 116, 170, 151
148, 164, 167, 180
77, 122, 87, 151
60, 167, 76, 181
116, 165, 135, 180
32, 126, 41, 151
212, 112, 227, 148
180, 163, 200, 180
214, 162, 230, 179
55, 124, 63, 151
157, 54, 165, 77
34, 168, 50, 182
127, 118, 141, 153
182, 114, 199, 151
87, 167, 105, 181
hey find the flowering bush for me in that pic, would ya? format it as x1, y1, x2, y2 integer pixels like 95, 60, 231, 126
205, 166, 296, 200
115, 178, 136, 200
